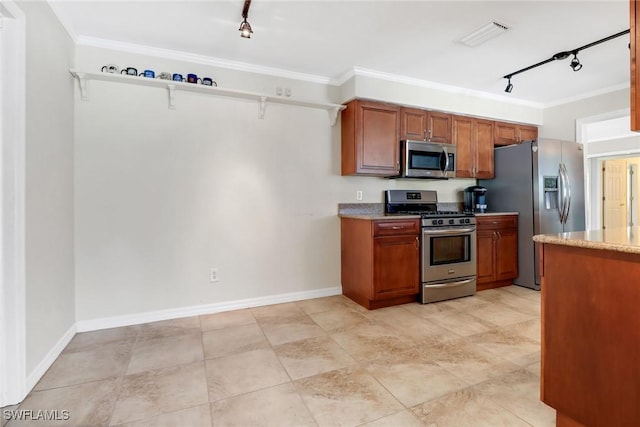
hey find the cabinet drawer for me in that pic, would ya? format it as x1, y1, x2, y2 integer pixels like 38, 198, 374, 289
373, 219, 420, 236
476, 215, 517, 229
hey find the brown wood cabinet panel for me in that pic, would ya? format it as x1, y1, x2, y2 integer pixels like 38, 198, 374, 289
452, 115, 473, 178
400, 107, 427, 141
476, 215, 518, 290
476, 230, 497, 284
518, 125, 538, 142
341, 100, 400, 176
341, 217, 420, 309
373, 235, 420, 299
373, 219, 420, 236
495, 228, 518, 280
452, 115, 494, 178
494, 121, 538, 146
474, 119, 494, 179
540, 243, 640, 426
427, 111, 452, 143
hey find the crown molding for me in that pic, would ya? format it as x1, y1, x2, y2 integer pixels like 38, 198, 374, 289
348, 66, 545, 109
75, 36, 335, 85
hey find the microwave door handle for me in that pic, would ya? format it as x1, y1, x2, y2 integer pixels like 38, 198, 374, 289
440, 149, 449, 174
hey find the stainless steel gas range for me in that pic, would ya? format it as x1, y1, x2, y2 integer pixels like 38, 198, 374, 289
385, 190, 477, 304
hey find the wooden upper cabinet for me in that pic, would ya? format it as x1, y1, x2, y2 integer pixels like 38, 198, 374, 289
400, 108, 452, 143
452, 115, 494, 179
400, 107, 428, 141
427, 111, 453, 143
341, 100, 400, 176
494, 121, 538, 146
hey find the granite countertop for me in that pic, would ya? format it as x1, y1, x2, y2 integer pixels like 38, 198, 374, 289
533, 227, 640, 255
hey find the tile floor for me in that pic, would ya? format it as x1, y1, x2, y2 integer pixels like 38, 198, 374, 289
4, 285, 554, 427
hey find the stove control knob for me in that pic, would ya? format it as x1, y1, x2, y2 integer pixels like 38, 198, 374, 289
438, 220, 444, 225
459, 219, 465, 224
465, 218, 470, 224
432, 219, 438, 225
449, 219, 454, 225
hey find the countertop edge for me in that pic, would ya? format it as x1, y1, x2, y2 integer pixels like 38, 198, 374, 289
533, 234, 640, 255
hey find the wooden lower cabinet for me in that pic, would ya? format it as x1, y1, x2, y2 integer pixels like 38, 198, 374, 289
476, 214, 518, 291
341, 217, 420, 309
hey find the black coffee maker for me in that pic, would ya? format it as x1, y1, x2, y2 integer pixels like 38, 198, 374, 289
464, 186, 488, 213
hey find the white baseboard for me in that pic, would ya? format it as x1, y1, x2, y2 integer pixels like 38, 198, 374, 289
76, 286, 342, 333
25, 323, 77, 393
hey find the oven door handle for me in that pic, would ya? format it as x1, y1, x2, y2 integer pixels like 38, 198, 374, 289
424, 278, 476, 288
423, 227, 476, 235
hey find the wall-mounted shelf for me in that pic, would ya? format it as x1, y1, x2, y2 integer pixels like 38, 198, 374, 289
69, 69, 346, 125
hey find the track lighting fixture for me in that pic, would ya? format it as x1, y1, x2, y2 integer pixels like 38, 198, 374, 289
239, 0, 253, 39
505, 77, 513, 93
502, 29, 629, 93
570, 53, 582, 72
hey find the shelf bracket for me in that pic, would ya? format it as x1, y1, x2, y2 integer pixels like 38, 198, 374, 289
329, 107, 341, 126
258, 96, 267, 119
76, 72, 89, 101
167, 84, 176, 109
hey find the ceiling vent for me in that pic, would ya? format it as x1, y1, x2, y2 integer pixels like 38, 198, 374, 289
460, 21, 510, 47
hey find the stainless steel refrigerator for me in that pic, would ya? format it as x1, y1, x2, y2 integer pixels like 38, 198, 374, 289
479, 139, 585, 290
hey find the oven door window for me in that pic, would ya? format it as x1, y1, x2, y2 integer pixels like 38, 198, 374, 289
430, 235, 471, 265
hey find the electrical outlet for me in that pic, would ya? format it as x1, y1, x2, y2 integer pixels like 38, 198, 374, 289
276, 87, 283, 96
356, 190, 363, 201
209, 268, 219, 283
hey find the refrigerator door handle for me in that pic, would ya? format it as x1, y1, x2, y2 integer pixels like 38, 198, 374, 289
562, 162, 572, 225
557, 164, 566, 223
559, 163, 571, 224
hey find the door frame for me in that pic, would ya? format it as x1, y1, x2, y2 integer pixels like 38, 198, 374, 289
0, 0, 26, 406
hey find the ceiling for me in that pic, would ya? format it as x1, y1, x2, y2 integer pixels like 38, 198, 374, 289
50, 0, 630, 106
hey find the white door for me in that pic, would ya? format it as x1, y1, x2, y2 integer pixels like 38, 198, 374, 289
602, 159, 628, 229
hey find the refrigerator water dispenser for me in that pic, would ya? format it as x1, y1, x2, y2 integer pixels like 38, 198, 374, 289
543, 176, 558, 210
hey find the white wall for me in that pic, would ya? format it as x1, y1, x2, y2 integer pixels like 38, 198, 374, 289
73, 47, 481, 322
542, 88, 629, 141
19, 0, 75, 374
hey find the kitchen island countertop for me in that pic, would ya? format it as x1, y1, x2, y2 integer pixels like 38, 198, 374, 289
533, 227, 640, 255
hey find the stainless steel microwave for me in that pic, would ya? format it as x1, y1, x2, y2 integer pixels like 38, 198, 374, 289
400, 140, 456, 179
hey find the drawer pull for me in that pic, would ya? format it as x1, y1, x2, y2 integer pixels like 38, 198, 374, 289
391, 226, 402, 230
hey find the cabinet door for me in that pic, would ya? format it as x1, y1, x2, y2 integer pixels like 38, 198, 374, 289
427, 111, 452, 143
494, 122, 518, 146
452, 115, 474, 178
373, 235, 419, 299
476, 230, 496, 284
495, 228, 518, 280
519, 125, 538, 142
400, 108, 427, 141
341, 100, 399, 176
474, 119, 494, 179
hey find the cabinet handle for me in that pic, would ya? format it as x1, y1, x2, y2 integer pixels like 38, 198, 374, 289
415, 236, 419, 250
497, 231, 502, 239
391, 226, 402, 230
428, 129, 432, 141
424, 130, 427, 141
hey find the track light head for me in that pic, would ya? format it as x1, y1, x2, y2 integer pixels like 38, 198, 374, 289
570, 53, 582, 71
505, 77, 513, 93
239, 18, 253, 38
